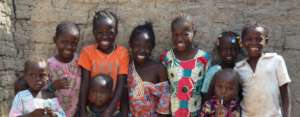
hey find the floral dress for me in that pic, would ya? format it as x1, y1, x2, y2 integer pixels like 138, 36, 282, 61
160, 49, 210, 117
200, 96, 240, 117
47, 55, 81, 117
128, 63, 170, 117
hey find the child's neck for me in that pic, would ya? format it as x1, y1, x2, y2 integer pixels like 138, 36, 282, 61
134, 59, 151, 68
55, 54, 74, 63
247, 55, 261, 72
97, 45, 115, 54
221, 62, 235, 69
28, 88, 39, 97
174, 46, 196, 60
90, 103, 109, 113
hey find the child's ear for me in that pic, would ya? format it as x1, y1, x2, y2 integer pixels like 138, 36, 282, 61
53, 36, 57, 43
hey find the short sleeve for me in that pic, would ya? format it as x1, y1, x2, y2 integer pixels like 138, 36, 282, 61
78, 47, 92, 71
155, 81, 170, 114
118, 48, 129, 75
9, 93, 23, 117
159, 50, 169, 66
276, 55, 291, 86
52, 98, 66, 117
201, 65, 222, 93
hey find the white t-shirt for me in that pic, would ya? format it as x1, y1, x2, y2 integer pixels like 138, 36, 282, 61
234, 53, 291, 117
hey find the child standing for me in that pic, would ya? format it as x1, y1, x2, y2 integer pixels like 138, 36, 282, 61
78, 10, 129, 116
234, 24, 291, 117
160, 15, 211, 117
87, 74, 119, 117
202, 31, 243, 94
200, 69, 241, 117
9, 57, 65, 117
47, 21, 81, 117
128, 22, 170, 117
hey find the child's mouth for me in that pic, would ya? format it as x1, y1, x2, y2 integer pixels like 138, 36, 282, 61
249, 47, 259, 52
225, 56, 233, 60
176, 43, 185, 48
63, 50, 72, 55
101, 41, 110, 46
137, 55, 146, 60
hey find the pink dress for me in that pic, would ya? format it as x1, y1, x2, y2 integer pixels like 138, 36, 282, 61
47, 55, 81, 117
128, 63, 170, 117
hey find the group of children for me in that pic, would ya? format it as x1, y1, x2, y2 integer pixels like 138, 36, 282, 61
9, 9, 291, 117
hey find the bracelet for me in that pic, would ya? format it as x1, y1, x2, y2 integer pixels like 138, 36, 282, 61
48, 83, 56, 92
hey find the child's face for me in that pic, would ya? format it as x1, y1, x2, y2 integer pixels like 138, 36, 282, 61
54, 32, 79, 62
214, 76, 238, 102
88, 85, 112, 107
25, 62, 49, 92
93, 17, 117, 53
171, 22, 194, 52
131, 32, 153, 64
242, 28, 267, 58
219, 37, 238, 64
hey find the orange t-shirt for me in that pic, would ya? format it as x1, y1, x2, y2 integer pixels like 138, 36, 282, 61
78, 44, 129, 89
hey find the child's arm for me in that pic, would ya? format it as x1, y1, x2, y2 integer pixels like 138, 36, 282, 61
78, 68, 90, 116
120, 79, 129, 117
103, 75, 127, 117
276, 55, 292, 117
280, 84, 291, 117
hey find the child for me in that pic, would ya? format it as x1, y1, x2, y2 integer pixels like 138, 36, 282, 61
160, 15, 211, 117
200, 69, 240, 117
234, 24, 291, 117
9, 57, 65, 117
78, 9, 129, 116
128, 22, 170, 117
202, 31, 243, 94
87, 74, 119, 117
214, 31, 243, 68
47, 21, 81, 117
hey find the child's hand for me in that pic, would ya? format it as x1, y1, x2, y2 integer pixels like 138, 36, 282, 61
28, 108, 45, 117
102, 109, 113, 117
52, 78, 69, 90
45, 107, 57, 117
215, 103, 226, 117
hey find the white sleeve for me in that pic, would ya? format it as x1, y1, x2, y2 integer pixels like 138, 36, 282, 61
276, 55, 291, 86
9, 93, 23, 117
52, 98, 66, 117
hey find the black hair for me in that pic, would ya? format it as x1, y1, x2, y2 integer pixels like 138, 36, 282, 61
90, 74, 113, 90
129, 22, 155, 49
206, 69, 241, 100
54, 21, 80, 38
24, 56, 47, 73
93, 9, 118, 31
241, 23, 269, 40
171, 14, 195, 31
217, 31, 241, 50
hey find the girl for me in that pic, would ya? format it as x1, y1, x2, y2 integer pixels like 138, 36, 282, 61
46, 21, 81, 117
200, 69, 240, 117
128, 22, 170, 117
160, 15, 211, 117
202, 31, 243, 94
234, 24, 291, 117
213, 31, 243, 68
78, 10, 129, 116
9, 57, 65, 117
